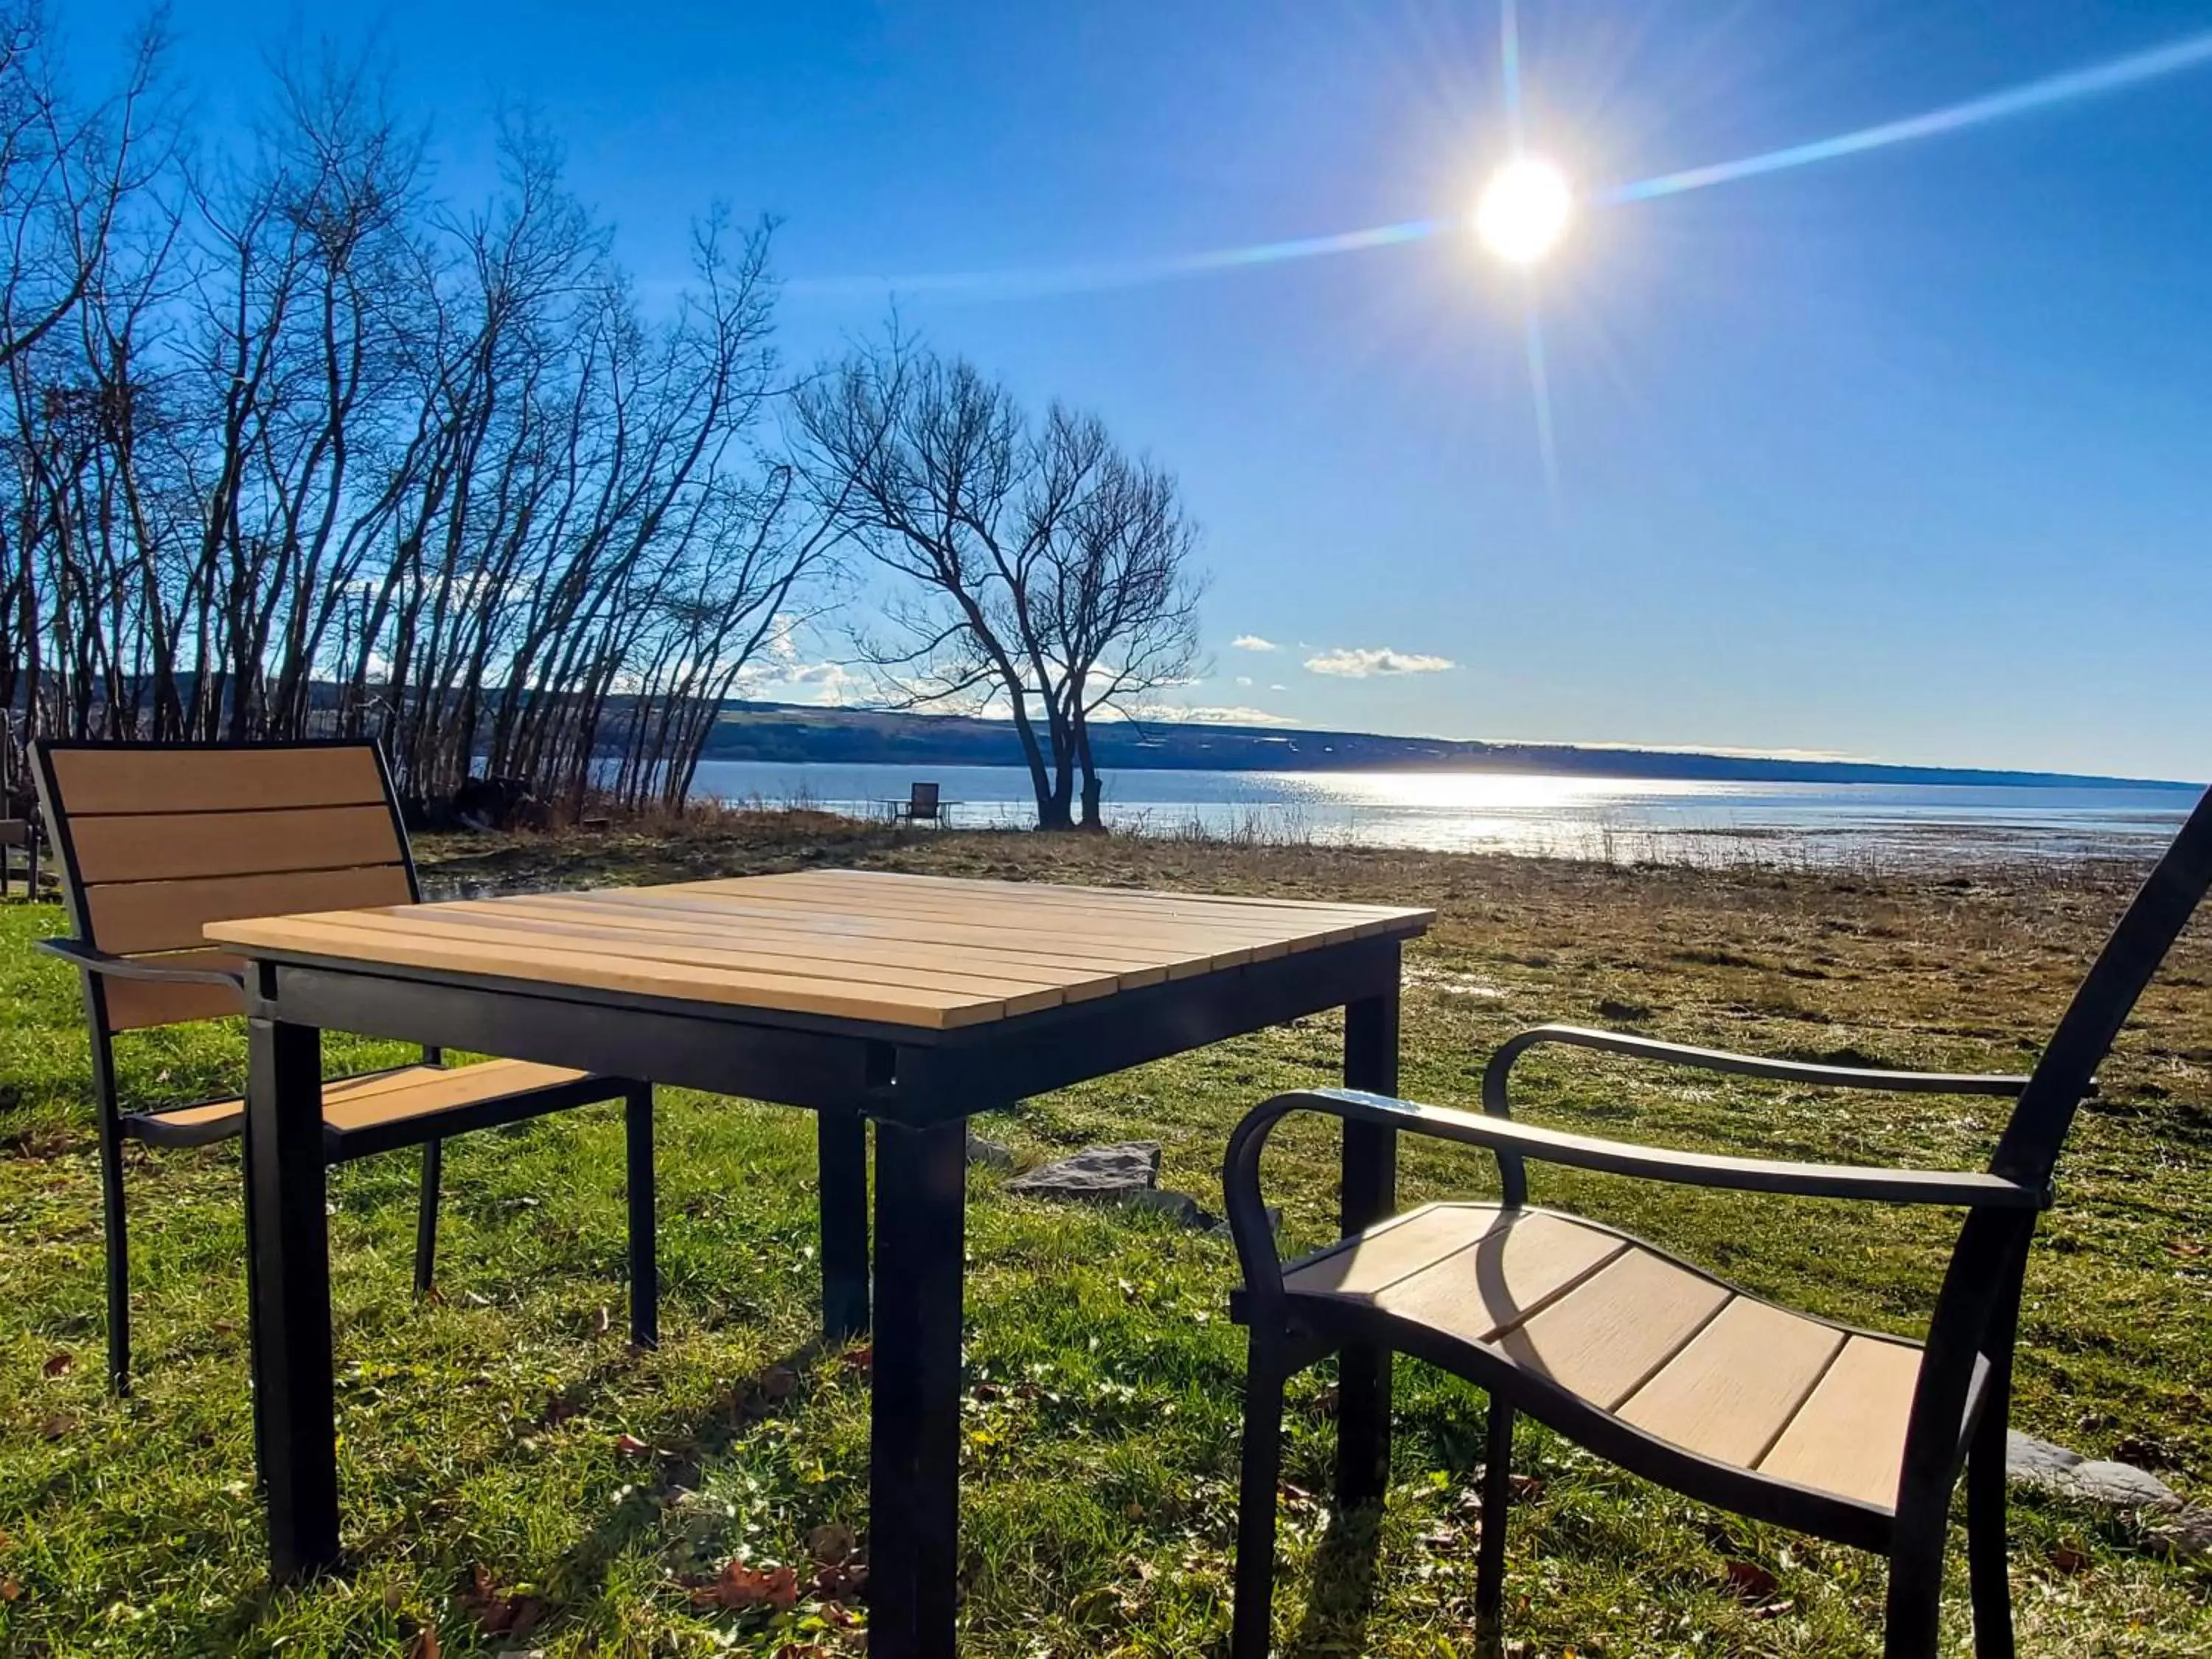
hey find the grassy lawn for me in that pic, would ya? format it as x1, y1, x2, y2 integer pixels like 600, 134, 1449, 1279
4, 815, 2211, 1655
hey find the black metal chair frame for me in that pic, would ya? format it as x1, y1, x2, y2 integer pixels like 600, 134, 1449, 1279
1224, 786, 2212, 1658
0, 813, 39, 900
888, 782, 955, 827
31, 737, 657, 1396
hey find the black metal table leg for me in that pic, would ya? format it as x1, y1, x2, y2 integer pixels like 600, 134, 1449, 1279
867, 1115, 967, 1659
245, 1014, 341, 1582
1338, 977, 1401, 1507
819, 1109, 871, 1342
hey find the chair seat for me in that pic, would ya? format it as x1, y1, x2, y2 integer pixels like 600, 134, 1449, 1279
1279, 1202, 1922, 1514
124, 1060, 599, 1152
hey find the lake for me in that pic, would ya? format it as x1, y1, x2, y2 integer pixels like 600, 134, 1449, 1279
688, 760, 2201, 868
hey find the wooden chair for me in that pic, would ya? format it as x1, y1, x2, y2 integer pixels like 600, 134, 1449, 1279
32, 739, 657, 1395
891, 781, 951, 827
1224, 786, 2212, 1658
0, 813, 38, 900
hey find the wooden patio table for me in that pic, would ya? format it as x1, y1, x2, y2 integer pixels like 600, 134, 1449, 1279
207, 869, 1433, 1657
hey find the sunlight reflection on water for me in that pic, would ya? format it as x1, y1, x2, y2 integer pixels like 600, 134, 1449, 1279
687, 762, 2197, 869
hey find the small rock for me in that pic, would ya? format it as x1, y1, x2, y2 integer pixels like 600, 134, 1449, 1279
1124, 1189, 1206, 1227
964, 1132, 1015, 1169
2008, 1430, 2183, 1512
1210, 1207, 1284, 1239
2146, 1505, 2212, 1560
1006, 1141, 1161, 1203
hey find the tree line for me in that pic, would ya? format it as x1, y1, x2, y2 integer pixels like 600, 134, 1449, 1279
0, 7, 1200, 827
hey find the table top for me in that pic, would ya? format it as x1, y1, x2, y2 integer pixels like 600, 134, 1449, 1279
204, 869, 1433, 1031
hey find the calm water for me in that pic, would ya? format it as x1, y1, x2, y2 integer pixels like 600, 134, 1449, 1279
689, 760, 2200, 868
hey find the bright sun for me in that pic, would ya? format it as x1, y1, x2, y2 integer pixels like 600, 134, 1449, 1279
1475, 157, 1573, 264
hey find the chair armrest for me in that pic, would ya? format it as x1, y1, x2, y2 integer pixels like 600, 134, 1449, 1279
1479, 1024, 2069, 1207
35, 936, 248, 990
1484, 1023, 2038, 1107
1222, 1087, 2048, 1304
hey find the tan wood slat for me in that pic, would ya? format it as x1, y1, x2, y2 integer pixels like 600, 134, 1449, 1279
1284, 1203, 1512, 1298
130, 1060, 593, 1141
1756, 1335, 1922, 1509
448, 896, 1177, 986
757, 869, 1425, 935
806, 868, 1433, 927
46, 745, 389, 815
728, 872, 1383, 944
421, 905, 1138, 996
201, 914, 1006, 1029
321, 907, 1103, 1008
102, 950, 247, 1031
637, 883, 1312, 958
88, 864, 415, 955
1369, 1212, 1627, 1344
320, 1059, 591, 1131
1492, 1249, 1733, 1411
577, 887, 1272, 972
67, 805, 402, 885
1615, 1296, 1849, 1469
131, 1098, 241, 1135
494, 896, 1228, 981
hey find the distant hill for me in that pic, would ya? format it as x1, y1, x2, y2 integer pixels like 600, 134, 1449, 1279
701, 702, 2194, 791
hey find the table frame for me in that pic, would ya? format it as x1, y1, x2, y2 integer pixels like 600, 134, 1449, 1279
238, 927, 1407, 1658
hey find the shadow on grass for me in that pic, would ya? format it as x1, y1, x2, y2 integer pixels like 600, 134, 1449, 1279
545, 1336, 840, 1595
1283, 1500, 1385, 1658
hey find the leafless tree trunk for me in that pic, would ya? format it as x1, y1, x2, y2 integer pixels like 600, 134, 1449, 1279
793, 330, 1202, 831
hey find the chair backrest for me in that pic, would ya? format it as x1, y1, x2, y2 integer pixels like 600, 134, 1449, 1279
909, 781, 942, 816
1992, 784, 2212, 1186
33, 740, 419, 1032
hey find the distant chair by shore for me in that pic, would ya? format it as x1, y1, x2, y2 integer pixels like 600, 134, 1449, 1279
886, 780, 956, 827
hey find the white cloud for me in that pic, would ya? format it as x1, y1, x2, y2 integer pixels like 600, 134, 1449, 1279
1234, 675, 1253, 688
1231, 634, 1279, 652
1147, 703, 1298, 726
1304, 645, 1457, 678
735, 654, 863, 706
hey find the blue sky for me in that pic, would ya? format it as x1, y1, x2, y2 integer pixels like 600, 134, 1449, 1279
71, 1, 2212, 779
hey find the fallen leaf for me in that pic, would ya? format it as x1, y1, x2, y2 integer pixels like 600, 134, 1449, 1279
773, 1645, 829, 1659
1719, 1559, 1780, 1603
2048, 1541, 2092, 1575
460, 1565, 544, 1636
2165, 1237, 2206, 1258
41, 1352, 73, 1379
403, 1626, 441, 1659
806, 1522, 857, 1565
0, 1576, 20, 1602
592, 1305, 612, 1337
612, 1433, 652, 1457
841, 1345, 873, 1371
690, 1559, 801, 1613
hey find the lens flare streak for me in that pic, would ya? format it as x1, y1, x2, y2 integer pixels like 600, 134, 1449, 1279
786, 218, 1445, 299
783, 27, 2212, 308
1604, 29, 2212, 204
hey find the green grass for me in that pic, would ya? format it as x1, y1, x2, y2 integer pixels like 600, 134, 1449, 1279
4, 820, 2212, 1655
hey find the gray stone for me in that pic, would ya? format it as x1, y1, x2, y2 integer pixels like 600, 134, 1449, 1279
2007, 1430, 2183, 1512
1006, 1141, 1161, 1203
964, 1132, 1015, 1169
1124, 1188, 1206, 1227
2147, 1506, 2212, 1560
1211, 1206, 1284, 1239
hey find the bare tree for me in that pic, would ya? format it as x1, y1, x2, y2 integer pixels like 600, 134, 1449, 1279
794, 331, 1202, 830
0, 32, 832, 816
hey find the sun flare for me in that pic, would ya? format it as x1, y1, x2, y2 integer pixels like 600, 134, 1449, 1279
1475, 157, 1573, 264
